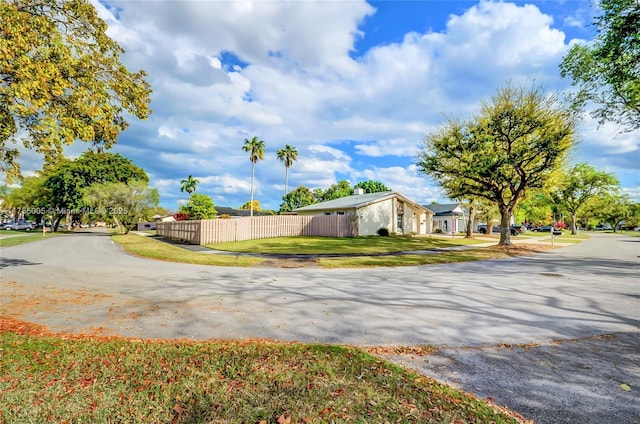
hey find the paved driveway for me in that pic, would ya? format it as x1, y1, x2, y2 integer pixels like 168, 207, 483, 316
1, 231, 639, 423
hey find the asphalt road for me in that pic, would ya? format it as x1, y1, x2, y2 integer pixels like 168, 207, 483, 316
1, 230, 639, 423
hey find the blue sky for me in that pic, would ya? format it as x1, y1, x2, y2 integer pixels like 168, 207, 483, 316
17, 0, 640, 211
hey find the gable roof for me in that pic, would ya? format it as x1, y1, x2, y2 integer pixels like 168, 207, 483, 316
425, 203, 464, 216
294, 191, 433, 214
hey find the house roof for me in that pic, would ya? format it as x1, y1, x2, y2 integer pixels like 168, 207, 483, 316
216, 206, 273, 217
294, 191, 433, 214
425, 203, 464, 216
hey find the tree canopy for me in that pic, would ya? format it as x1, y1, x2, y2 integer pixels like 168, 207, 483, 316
550, 163, 619, 234
83, 181, 159, 233
179, 193, 217, 220
321, 180, 353, 201
416, 83, 575, 245
180, 175, 199, 194
276, 144, 298, 195
242, 136, 265, 217
44, 151, 147, 228
279, 186, 316, 213
559, 0, 640, 132
354, 180, 390, 193
0, 0, 152, 181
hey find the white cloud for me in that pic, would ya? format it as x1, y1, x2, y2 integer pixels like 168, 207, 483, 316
14, 1, 637, 210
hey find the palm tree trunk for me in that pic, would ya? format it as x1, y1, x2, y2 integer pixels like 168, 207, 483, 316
250, 162, 255, 217
285, 166, 289, 195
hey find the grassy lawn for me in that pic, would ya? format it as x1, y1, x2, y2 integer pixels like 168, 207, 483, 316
536, 233, 590, 244
207, 235, 484, 255
319, 244, 554, 268
0, 231, 61, 248
112, 233, 263, 267
0, 318, 521, 423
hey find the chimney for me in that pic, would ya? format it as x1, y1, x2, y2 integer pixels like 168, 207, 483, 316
354, 188, 365, 195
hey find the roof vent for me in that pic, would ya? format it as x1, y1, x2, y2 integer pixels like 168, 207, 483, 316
354, 188, 365, 195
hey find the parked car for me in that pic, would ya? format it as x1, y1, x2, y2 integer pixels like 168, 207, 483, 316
477, 224, 520, 236
594, 224, 612, 231
5, 220, 35, 231
0, 221, 13, 230
532, 225, 562, 235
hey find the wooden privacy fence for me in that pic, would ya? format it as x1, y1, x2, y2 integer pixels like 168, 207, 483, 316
157, 215, 358, 245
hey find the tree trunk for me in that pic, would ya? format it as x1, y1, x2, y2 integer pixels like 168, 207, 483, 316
250, 162, 255, 217
465, 201, 476, 238
498, 207, 512, 245
284, 167, 289, 196
571, 212, 577, 235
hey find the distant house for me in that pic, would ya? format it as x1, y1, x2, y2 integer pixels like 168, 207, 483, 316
293, 190, 434, 236
426, 203, 466, 234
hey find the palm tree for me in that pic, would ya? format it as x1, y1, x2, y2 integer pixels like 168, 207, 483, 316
180, 175, 199, 194
276, 145, 298, 196
242, 136, 266, 217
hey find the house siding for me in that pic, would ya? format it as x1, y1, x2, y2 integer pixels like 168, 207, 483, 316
358, 199, 394, 236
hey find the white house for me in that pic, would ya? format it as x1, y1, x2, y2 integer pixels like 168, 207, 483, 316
426, 203, 468, 234
293, 190, 434, 236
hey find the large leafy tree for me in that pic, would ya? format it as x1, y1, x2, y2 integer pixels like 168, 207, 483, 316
276, 144, 298, 196
45, 151, 148, 229
416, 83, 575, 245
550, 163, 619, 234
279, 186, 316, 213
559, 0, 640, 132
180, 175, 199, 194
353, 180, 390, 193
83, 181, 159, 233
321, 180, 353, 201
590, 192, 634, 231
0, 0, 152, 181
242, 136, 265, 217
6, 174, 51, 223
179, 193, 217, 220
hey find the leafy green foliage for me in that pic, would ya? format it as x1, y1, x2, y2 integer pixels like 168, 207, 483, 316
590, 193, 634, 231
279, 186, 316, 213
550, 163, 619, 233
180, 175, 199, 194
276, 144, 298, 195
180, 193, 217, 220
0, 0, 152, 181
44, 151, 148, 229
354, 180, 390, 193
559, 0, 640, 132
416, 83, 575, 245
321, 179, 353, 201
83, 181, 159, 233
239, 200, 261, 211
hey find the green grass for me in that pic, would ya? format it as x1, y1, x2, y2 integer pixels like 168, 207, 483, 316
0, 330, 520, 423
112, 233, 263, 267
207, 235, 484, 255
318, 245, 534, 268
0, 231, 61, 248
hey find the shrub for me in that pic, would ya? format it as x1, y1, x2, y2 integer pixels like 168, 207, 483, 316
377, 228, 389, 236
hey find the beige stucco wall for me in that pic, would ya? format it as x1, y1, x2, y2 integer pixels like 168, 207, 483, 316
357, 199, 394, 236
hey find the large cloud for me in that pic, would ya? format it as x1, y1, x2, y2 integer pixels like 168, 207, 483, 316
8, 0, 631, 209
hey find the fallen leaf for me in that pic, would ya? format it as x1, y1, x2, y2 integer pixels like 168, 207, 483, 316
277, 413, 292, 424
620, 383, 631, 391
172, 404, 186, 424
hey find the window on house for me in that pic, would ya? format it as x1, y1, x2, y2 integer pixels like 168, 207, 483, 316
336, 211, 345, 215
